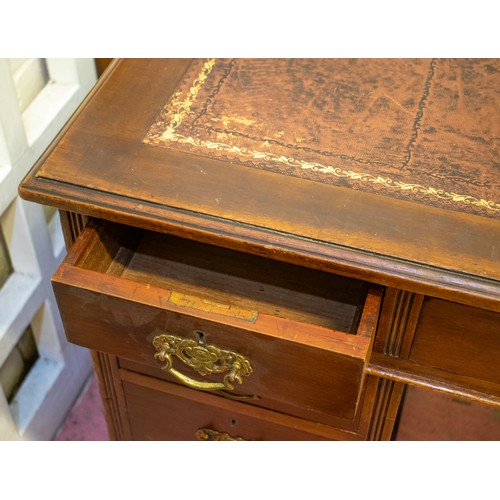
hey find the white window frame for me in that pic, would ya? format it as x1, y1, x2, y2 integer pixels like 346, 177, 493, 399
0, 58, 97, 440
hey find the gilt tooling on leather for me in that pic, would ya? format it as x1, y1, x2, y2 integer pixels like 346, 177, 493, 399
144, 58, 500, 218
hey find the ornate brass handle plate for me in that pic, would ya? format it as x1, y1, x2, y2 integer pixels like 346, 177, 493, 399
152, 332, 253, 398
195, 428, 245, 441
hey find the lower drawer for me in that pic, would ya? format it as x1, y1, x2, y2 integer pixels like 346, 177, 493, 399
120, 370, 358, 441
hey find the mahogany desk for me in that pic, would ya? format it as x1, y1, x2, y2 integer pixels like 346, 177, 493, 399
20, 59, 500, 440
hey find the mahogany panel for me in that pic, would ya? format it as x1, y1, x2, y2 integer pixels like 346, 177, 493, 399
409, 298, 500, 385
367, 352, 500, 406
121, 370, 357, 441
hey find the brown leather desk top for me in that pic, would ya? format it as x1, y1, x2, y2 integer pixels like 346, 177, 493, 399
146, 59, 499, 220
19, 59, 500, 310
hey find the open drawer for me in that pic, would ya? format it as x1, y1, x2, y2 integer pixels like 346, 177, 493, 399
52, 219, 383, 425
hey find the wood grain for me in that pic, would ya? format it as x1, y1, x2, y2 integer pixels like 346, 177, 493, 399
19, 59, 500, 311
409, 298, 500, 385
51, 219, 382, 424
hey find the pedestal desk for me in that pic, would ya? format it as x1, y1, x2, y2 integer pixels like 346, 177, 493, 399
19, 59, 500, 440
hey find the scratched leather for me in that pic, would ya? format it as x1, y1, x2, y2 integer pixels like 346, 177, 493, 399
145, 58, 500, 219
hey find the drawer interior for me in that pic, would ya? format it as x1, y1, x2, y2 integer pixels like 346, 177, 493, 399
73, 220, 370, 335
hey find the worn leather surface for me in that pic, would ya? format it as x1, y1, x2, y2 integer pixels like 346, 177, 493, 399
144, 58, 499, 219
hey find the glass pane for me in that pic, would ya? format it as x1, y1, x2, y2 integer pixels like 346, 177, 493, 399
0, 325, 39, 403
0, 227, 13, 289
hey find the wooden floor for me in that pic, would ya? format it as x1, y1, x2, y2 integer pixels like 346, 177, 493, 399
53, 373, 500, 441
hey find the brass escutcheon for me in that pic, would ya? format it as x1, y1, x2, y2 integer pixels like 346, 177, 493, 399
152, 331, 253, 398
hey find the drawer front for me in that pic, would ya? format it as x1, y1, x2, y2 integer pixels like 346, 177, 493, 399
52, 220, 382, 425
121, 371, 358, 441
410, 298, 500, 385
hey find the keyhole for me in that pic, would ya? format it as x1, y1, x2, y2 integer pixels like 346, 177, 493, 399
195, 330, 206, 345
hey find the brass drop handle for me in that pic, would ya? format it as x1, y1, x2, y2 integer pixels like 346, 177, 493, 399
152, 332, 253, 397
195, 428, 245, 441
